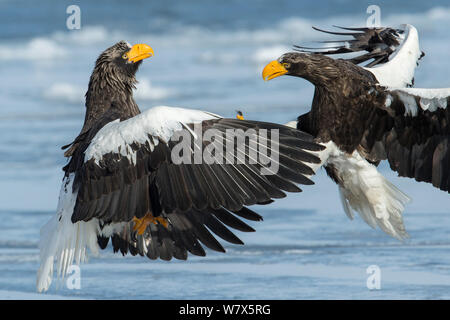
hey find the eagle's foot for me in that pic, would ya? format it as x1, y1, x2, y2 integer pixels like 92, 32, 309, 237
133, 213, 168, 235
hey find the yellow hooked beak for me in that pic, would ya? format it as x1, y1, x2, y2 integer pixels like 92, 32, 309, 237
262, 60, 288, 81
236, 111, 244, 120
125, 43, 154, 63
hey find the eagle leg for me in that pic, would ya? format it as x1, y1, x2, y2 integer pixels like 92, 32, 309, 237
133, 213, 168, 235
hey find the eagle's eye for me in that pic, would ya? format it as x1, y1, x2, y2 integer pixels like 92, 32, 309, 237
122, 53, 128, 60
282, 63, 291, 69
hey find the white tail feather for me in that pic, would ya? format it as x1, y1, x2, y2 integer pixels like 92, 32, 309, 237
36, 174, 99, 293
325, 145, 411, 240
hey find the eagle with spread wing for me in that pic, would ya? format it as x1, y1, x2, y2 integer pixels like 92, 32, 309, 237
262, 24, 449, 239
37, 41, 324, 292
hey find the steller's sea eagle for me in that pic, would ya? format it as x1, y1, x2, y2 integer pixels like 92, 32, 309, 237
262, 24, 449, 239
37, 41, 325, 292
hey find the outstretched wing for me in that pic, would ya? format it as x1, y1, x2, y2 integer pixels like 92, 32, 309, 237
65, 106, 325, 259
97, 206, 263, 260
294, 24, 424, 87
360, 87, 450, 192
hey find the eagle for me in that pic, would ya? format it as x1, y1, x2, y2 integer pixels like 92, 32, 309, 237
262, 24, 449, 240
37, 41, 325, 292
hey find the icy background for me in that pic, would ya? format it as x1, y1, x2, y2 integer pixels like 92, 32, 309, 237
0, 0, 449, 299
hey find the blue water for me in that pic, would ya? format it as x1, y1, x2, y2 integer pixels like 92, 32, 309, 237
0, 0, 449, 299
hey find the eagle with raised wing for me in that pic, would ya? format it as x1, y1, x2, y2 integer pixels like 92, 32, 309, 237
37, 41, 325, 292
262, 24, 449, 239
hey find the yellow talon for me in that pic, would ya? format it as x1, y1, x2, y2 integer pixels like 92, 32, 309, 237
132, 213, 169, 235
236, 110, 244, 120
155, 216, 169, 228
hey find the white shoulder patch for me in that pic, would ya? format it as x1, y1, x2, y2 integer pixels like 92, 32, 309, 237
366, 24, 422, 88
84, 106, 221, 164
387, 87, 450, 116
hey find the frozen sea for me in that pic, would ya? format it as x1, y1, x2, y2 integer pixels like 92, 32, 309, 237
0, 0, 449, 299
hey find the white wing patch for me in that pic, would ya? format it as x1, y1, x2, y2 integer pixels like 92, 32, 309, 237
284, 120, 298, 129
366, 24, 422, 87
385, 87, 450, 117
84, 106, 221, 165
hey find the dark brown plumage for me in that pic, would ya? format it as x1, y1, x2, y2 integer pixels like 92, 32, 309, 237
278, 53, 381, 153
63, 41, 141, 158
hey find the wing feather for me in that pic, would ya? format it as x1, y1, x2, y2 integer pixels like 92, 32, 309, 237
294, 24, 423, 87
361, 87, 450, 192
65, 106, 325, 261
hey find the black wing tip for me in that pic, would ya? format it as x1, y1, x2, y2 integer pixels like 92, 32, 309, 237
332, 25, 370, 31
61, 143, 72, 150
311, 25, 362, 36
233, 207, 264, 221
296, 24, 403, 67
